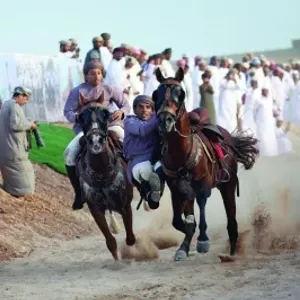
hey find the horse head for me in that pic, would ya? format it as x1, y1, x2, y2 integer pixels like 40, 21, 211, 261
153, 67, 186, 135
77, 92, 110, 155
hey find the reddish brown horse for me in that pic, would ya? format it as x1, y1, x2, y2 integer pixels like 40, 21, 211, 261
153, 67, 259, 262
76, 95, 136, 260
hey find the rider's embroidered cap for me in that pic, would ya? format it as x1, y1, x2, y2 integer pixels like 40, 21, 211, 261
13, 86, 32, 97
133, 95, 154, 109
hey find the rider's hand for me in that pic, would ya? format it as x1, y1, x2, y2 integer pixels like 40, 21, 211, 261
112, 110, 124, 121
29, 121, 37, 130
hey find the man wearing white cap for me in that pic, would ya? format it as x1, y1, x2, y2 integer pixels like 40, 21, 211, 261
0, 87, 36, 197
57, 40, 73, 58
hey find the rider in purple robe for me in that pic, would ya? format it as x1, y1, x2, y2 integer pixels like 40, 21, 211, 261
124, 95, 165, 209
63, 61, 130, 210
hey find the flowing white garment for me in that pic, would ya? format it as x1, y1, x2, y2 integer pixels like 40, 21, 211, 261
254, 95, 278, 157
219, 67, 229, 81
161, 59, 175, 77
127, 64, 143, 113
276, 127, 292, 155
255, 67, 265, 88
282, 71, 295, 121
261, 75, 272, 95
271, 76, 285, 121
217, 79, 241, 133
100, 47, 113, 71
288, 81, 300, 124
183, 73, 194, 112
242, 88, 260, 137
104, 59, 127, 90
144, 64, 160, 96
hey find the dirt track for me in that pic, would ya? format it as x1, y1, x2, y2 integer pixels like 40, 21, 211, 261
1, 131, 300, 300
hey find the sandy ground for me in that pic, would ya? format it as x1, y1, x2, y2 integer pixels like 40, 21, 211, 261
1, 129, 300, 300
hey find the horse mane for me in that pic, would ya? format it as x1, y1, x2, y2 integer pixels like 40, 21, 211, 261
107, 131, 123, 154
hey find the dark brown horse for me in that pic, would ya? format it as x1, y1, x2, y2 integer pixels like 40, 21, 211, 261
153, 67, 259, 262
76, 94, 136, 260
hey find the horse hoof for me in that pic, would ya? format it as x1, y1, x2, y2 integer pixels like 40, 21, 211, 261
196, 241, 210, 253
218, 254, 237, 263
174, 250, 187, 261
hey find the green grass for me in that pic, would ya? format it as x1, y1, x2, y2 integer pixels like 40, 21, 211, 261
29, 124, 75, 175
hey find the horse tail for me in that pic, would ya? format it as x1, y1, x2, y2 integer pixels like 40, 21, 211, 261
109, 211, 121, 234
230, 130, 259, 170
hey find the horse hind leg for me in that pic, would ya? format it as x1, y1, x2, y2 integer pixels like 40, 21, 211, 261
195, 187, 210, 254
219, 178, 239, 259
174, 200, 196, 261
87, 202, 119, 261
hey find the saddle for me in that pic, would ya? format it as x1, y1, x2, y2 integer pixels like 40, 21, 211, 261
188, 108, 224, 141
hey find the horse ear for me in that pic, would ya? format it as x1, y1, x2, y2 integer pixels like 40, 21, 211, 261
152, 90, 158, 112
175, 67, 184, 82
96, 92, 104, 103
79, 92, 89, 106
155, 67, 165, 83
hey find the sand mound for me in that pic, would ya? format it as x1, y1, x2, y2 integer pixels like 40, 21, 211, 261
0, 164, 97, 261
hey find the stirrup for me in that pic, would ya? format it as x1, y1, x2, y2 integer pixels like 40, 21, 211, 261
216, 169, 230, 183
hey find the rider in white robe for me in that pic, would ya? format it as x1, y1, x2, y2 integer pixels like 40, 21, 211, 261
217, 71, 242, 133
254, 88, 278, 157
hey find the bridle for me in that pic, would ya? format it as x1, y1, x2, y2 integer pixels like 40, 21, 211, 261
157, 80, 193, 139
78, 104, 109, 142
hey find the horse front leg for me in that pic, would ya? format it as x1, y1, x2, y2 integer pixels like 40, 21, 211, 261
121, 203, 136, 246
196, 186, 210, 254
172, 196, 196, 262
87, 202, 119, 261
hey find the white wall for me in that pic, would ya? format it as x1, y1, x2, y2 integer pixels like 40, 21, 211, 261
0, 54, 83, 122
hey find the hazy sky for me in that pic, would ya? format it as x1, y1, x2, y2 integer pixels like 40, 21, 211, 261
1, 0, 299, 59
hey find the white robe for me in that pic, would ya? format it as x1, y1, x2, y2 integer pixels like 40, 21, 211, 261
219, 67, 229, 81
288, 80, 300, 125
161, 59, 175, 78
255, 67, 265, 88
217, 79, 241, 133
276, 127, 292, 155
144, 64, 160, 96
254, 95, 278, 156
104, 59, 127, 90
242, 87, 260, 137
192, 67, 204, 109
183, 73, 194, 112
126, 64, 143, 113
208, 65, 221, 116
271, 76, 285, 121
100, 47, 113, 71
282, 71, 295, 121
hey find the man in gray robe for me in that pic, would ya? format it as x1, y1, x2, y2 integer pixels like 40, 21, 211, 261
0, 87, 37, 197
